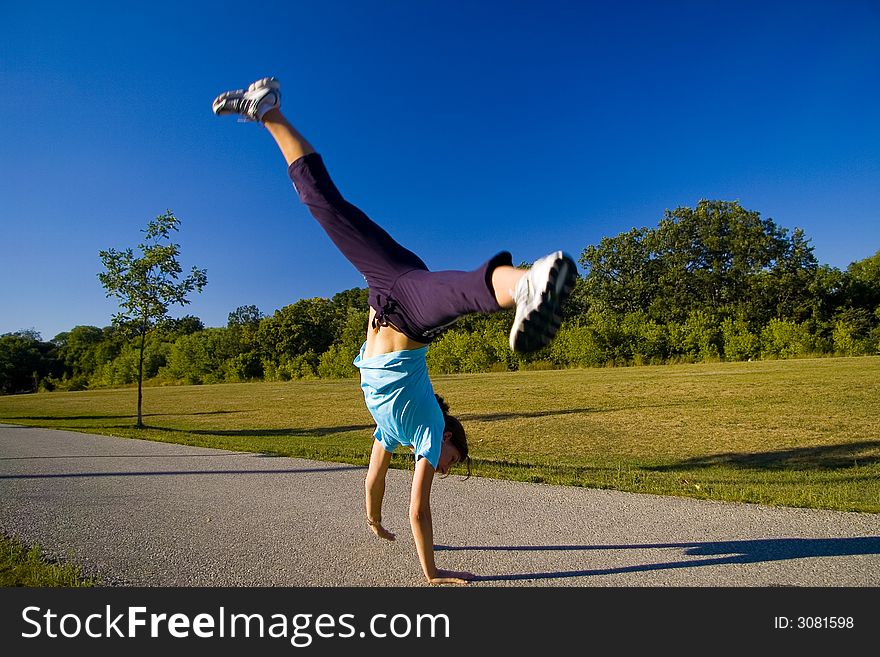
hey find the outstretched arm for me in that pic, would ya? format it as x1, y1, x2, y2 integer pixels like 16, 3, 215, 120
410, 457, 474, 585
365, 439, 395, 541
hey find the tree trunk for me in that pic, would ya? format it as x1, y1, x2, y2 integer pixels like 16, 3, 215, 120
136, 318, 146, 428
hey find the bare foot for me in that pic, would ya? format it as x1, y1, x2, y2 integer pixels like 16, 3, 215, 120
428, 569, 475, 585
368, 520, 395, 541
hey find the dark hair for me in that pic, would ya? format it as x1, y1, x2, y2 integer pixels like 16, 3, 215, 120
435, 394, 471, 478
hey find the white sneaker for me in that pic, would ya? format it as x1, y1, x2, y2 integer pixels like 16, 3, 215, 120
509, 251, 577, 352
212, 77, 281, 122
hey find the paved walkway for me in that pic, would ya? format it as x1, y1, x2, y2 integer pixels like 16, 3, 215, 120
1, 424, 878, 586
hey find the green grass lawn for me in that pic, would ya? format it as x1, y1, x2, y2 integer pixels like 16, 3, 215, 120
1, 357, 878, 512
0, 533, 94, 587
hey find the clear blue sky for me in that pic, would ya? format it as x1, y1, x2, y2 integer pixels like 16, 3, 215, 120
2, 0, 878, 340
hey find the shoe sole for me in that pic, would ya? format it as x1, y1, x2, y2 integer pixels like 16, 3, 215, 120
248, 77, 280, 92
212, 78, 280, 117
510, 253, 577, 353
212, 89, 243, 114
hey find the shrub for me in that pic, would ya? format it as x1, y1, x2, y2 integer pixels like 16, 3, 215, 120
280, 352, 319, 380
549, 324, 606, 368
163, 328, 233, 384
668, 310, 721, 361
621, 311, 668, 364
760, 319, 814, 359
832, 320, 876, 356
427, 330, 500, 374
721, 317, 759, 361
224, 351, 263, 381
318, 343, 359, 379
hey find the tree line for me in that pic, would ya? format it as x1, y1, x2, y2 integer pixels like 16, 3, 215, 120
1, 200, 878, 394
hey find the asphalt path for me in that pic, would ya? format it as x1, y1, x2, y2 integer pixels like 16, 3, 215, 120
1, 423, 878, 587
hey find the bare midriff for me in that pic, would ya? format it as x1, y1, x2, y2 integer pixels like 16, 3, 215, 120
362, 307, 428, 360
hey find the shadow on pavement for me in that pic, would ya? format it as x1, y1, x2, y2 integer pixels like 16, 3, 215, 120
0, 465, 365, 480
435, 536, 880, 582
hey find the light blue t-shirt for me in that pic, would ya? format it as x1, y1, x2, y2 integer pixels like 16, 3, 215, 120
353, 343, 444, 470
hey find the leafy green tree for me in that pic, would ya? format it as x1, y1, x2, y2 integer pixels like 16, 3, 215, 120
257, 298, 336, 367
653, 201, 818, 323
720, 317, 760, 361
760, 319, 814, 359
621, 311, 668, 364
579, 227, 658, 315
219, 305, 264, 381
427, 329, 500, 374
425, 310, 521, 373
0, 332, 50, 394
159, 315, 205, 338
562, 276, 591, 321
548, 324, 606, 368
51, 325, 104, 390
666, 309, 722, 361
329, 287, 369, 342
91, 325, 128, 381
757, 227, 820, 323
164, 328, 237, 384
844, 250, 880, 311
805, 264, 847, 329
223, 305, 264, 381
98, 210, 207, 427
318, 306, 368, 378
228, 305, 264, 328
575, 200, 829, 365
831, 250, 880, 342
830, 307, 875, 356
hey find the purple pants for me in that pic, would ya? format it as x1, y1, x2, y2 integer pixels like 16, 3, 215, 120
288, 153, 511, 342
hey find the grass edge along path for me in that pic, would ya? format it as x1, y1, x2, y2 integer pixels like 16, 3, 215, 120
0, 532, 96, 587
0, 357, 878, 514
